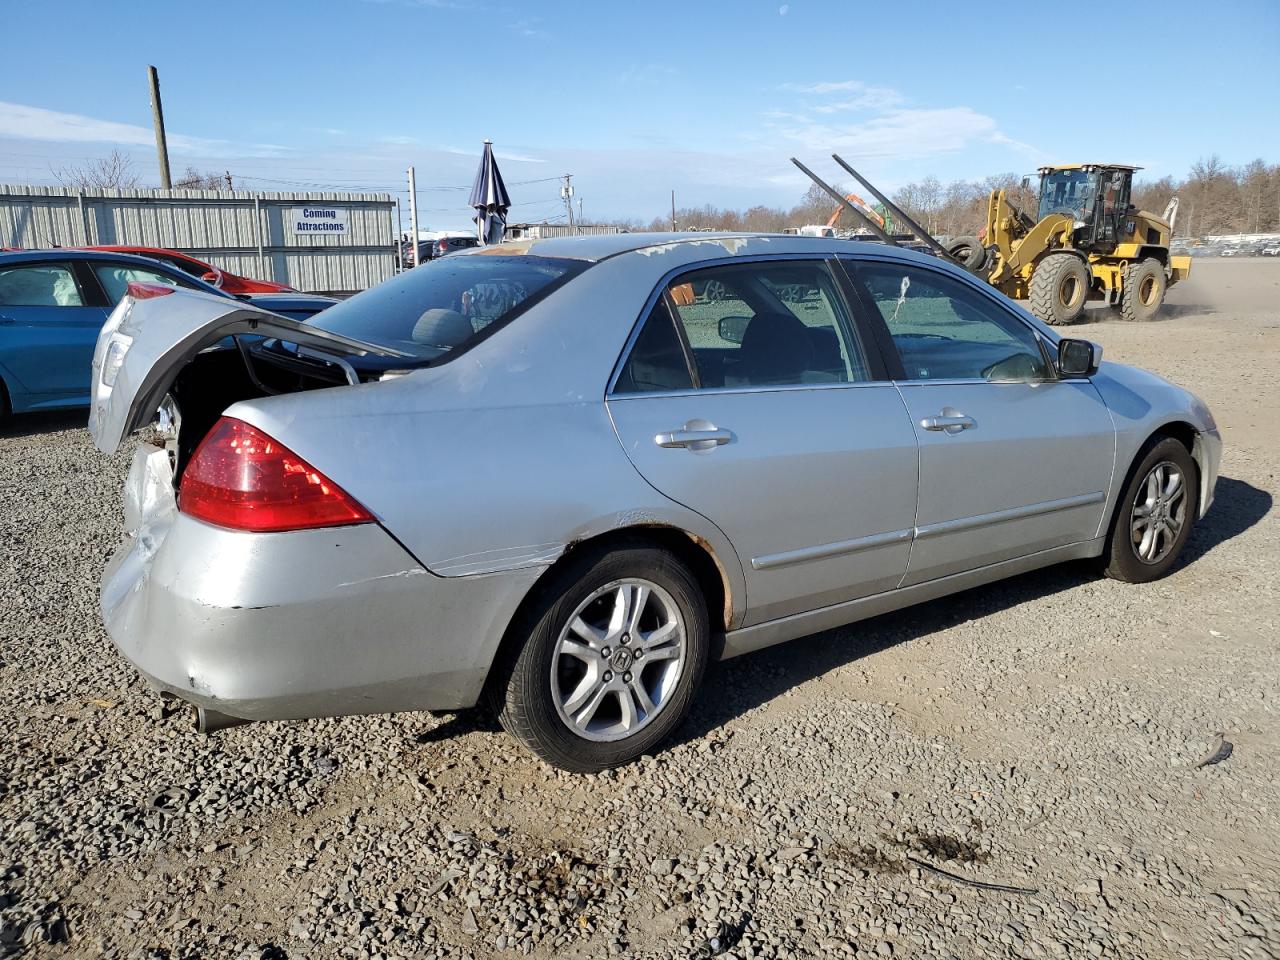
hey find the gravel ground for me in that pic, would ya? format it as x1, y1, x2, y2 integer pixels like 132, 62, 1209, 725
2, 259, 1277, 959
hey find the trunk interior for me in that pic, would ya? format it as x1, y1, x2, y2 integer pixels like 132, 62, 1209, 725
166, 343, 364, 478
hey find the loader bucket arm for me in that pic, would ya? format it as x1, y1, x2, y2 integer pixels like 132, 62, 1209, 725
830, 155, 959, 264
790, 158, 899, 246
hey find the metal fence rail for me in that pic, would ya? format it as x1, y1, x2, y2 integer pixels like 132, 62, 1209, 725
0, 185, 396, 295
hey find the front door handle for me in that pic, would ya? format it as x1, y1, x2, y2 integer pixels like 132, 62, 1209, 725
920, 414, 976, 434
0, 316, 14, 324
655, 426, 732, 451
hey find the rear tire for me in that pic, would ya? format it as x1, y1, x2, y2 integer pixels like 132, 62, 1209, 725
1102, 437, 1197, 583
1029, 253, 1090, 325
945, 235, 987, 272
492, 542, 709, 772
1120, 258, 1167, 322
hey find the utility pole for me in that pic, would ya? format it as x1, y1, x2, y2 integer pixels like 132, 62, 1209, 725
561, 174, 576, 234
407, 166, 420, 267
577, 196, 583, 226
671, 190, 677, 231
224, 170, 233, 191
147, 65, 172, 189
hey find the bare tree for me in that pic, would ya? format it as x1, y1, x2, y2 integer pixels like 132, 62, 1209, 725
53, 149, 140, 190
174, 167, 231, 190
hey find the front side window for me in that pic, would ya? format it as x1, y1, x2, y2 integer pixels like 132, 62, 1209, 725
94, 263, 197, 306
309, 254, 584, 361
0, 263, 84, 307
616, 260, 869, 392
850, 262, 1050, 382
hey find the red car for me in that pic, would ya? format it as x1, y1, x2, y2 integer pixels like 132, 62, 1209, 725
84, 246, 295, 294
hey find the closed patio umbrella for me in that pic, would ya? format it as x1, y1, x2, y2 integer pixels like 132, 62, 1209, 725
469, 139, 511, 245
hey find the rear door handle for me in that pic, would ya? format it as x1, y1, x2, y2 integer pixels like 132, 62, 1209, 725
655, 428, 732, 451
920, 414, 976, 433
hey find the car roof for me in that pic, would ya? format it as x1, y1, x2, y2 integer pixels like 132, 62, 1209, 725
463, 231, 870, 263
87, 245, 206, 261
0, 248, 204, 268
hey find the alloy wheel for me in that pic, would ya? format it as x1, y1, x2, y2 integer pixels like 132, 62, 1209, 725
551, 578, 686, 742
1130, 461, 1187, 564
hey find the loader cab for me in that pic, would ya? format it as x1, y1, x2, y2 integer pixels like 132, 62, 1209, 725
1038, 164, 1135, 252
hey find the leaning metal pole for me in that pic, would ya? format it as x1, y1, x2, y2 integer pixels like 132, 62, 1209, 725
829, 154, 959, 263
790, 158, 898, 245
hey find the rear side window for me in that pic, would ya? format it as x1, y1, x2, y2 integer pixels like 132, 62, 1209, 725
0, 263, 84, 306
308, 255, 585, 361
613, 298, 694, 393
615, 259, 870, 393
93, 263, 196, 306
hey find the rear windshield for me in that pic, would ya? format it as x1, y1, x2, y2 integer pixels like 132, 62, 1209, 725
308, 255, 585, 361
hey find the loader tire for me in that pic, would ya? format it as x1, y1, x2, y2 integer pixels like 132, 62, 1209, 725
1120, 258, 1167, 322
1029, 253, 1090, 325
945, 235, 987, 272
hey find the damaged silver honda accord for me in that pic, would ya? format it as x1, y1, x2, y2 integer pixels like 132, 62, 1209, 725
90, 233, 1221, 771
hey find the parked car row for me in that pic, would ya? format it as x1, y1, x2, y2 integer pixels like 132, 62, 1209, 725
85, 232, 1220, 771
396, 234, 480, 269
0, 249, 333, 416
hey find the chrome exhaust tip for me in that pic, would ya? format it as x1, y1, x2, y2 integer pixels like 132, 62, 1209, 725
193, 705, 251, 734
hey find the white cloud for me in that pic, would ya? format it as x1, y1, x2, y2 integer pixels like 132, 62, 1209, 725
779, 4, 789, 15
770, 81, 1040, 165
0, 101, 215, 153
439, 144, 546, 164
0, 101, 293, 159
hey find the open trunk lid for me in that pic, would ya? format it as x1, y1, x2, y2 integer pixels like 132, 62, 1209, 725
89, 287, 408, 454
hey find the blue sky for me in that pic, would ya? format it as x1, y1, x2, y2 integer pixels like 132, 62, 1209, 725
2, 0, 1277, 230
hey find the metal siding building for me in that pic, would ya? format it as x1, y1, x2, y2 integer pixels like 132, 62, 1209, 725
0, 185, 396, 295
504, 222, 623, 240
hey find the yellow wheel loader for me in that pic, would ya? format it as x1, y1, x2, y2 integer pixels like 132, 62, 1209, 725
793, 157, 1191, 325
943, 165, 1190, 324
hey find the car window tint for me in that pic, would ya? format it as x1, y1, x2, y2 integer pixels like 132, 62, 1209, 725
852, 263, 1049, 382
614, 297, 694, 393
661, 260, 869, 389
0, 264, 84, 307
93, 263, 195, 306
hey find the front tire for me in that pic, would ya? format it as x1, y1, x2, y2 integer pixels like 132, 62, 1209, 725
1029, 252, 1090, 325
493, 543, 709, 772
1103, 437, 1197, 583
1120, 258, 1167, 322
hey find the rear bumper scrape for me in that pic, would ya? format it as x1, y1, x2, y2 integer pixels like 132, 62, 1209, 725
102, 505, 541, 721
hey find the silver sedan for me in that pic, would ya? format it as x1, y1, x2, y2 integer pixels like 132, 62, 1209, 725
90, 234, 1221, 771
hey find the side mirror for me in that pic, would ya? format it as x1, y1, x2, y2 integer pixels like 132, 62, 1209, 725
1057, 338, 1102, 377
718, 315, 750, 344
200, 270, 222, 287
1021, 175, 1032, 191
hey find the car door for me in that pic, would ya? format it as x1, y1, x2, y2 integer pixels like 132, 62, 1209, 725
0, 260, 108, 407
606, 257, 919, 625
839, 257, 1115, 586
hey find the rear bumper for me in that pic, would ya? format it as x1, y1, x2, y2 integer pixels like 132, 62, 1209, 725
102, 445, 539, 722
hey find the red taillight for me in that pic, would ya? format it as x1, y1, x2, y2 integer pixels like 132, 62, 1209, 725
126, 281, 177, 300
179, 417, 373, 532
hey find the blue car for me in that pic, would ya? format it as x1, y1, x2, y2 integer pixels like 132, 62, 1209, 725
0, 249, 336, 416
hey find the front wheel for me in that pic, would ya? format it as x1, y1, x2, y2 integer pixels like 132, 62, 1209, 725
492, 543, 709, 771
1120, 258, 1167, 322
1029, 253, 1090, 325
1103, 437, 1197, 583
